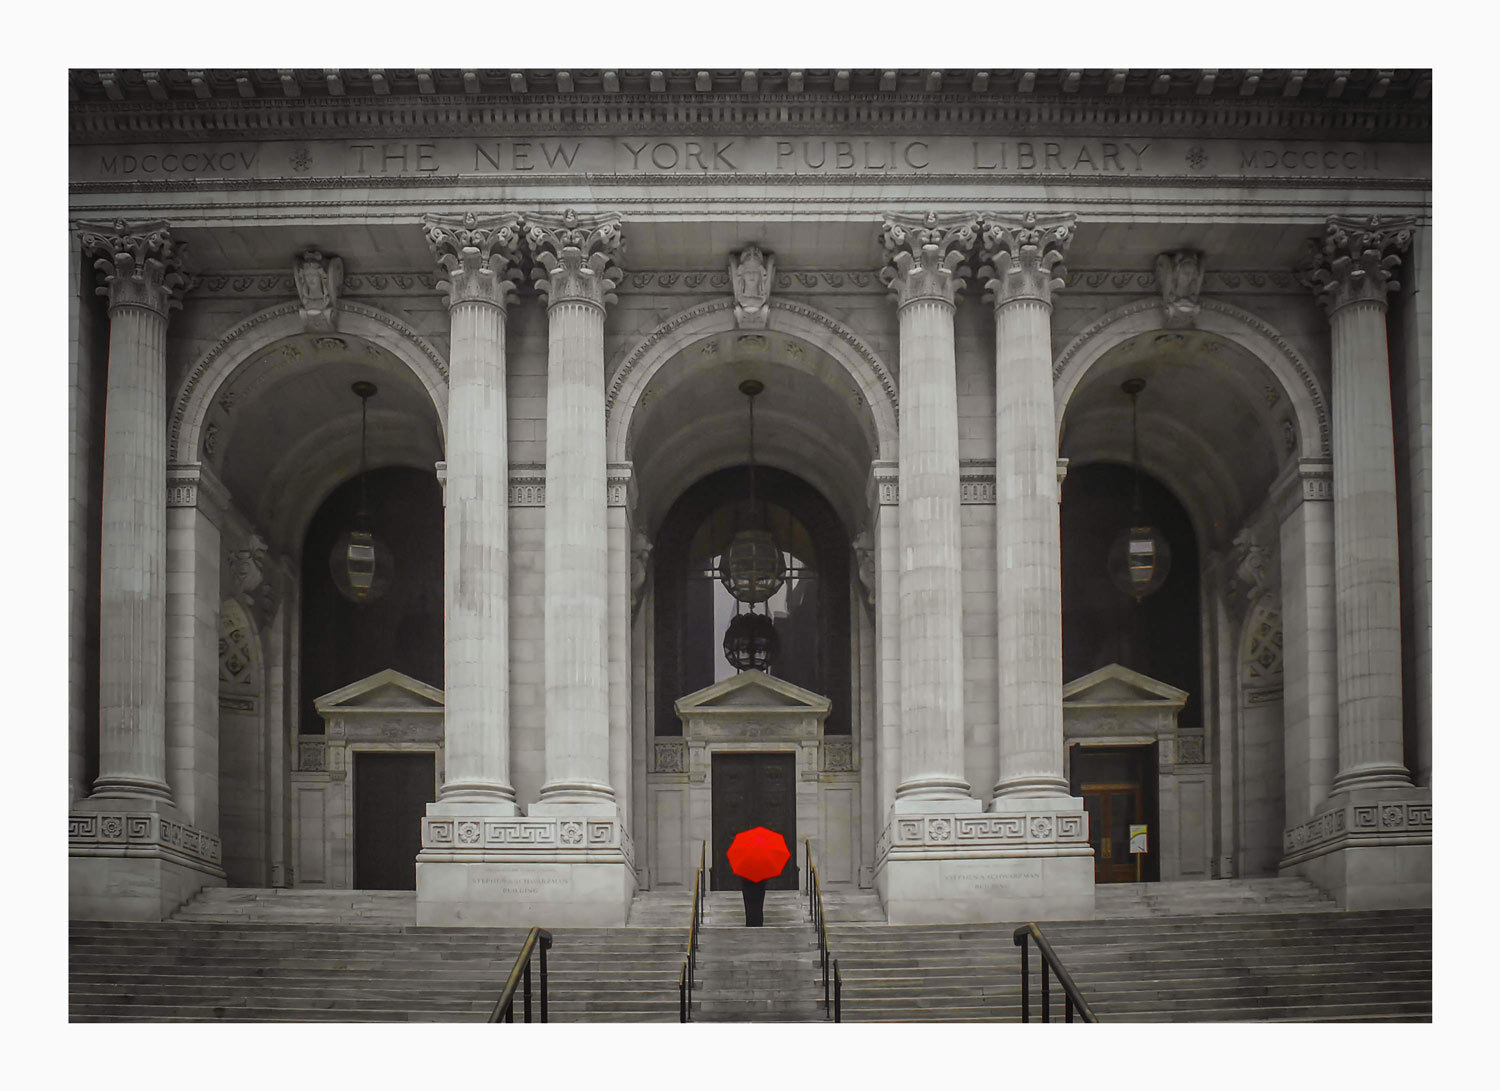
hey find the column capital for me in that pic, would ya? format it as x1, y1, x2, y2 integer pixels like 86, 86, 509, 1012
76, 219, 193, 317
978, 212, 1076, 309
423, 212, 524, 310
1297, 215, 1415, 317
878, 211, 982, 308
524, 209, 626, 310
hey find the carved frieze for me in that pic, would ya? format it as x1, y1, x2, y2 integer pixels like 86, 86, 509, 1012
292, 249, 343, 330
69, 812, 224, 872
423, 211, 524, 309
1155, 250, 1204, 327
524, 209, 625, 309
1282, 798, 1431, 863
77, 218, 194, 316
421, 816, 634, 871
875, 810, 1090, 865
821, 737, 855, 773
1296, 215, 1415, 315
979, 212, 1075, 308
879, 211, 982, 308
729, 245, 775, 327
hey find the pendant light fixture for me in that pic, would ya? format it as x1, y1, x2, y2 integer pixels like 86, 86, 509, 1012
720, 378, 783, 672
1107, 377, 1172, 603
329, 380, 394, 603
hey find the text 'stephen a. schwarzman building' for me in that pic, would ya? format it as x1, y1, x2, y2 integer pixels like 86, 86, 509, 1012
67, 68, 1432, 928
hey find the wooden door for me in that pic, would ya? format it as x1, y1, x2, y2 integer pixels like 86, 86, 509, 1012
1071, 745, 1156, 884
353, 752, 435, 890
710, 753, 798, 891
1082, 786, 1145, 883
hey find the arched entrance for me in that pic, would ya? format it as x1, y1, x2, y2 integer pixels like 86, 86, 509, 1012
611, 300, 893, 892
170, 311, 447, 890
1056, 314, 1320, 882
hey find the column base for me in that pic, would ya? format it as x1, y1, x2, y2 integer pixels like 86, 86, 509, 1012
873, 801, 1095, 924
1280, 786, 1431, 909
69, 802, 226, 920
416, 812, 637, 926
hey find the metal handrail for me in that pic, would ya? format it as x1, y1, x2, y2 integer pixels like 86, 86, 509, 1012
489, 927, 553, 1023
679, 840, 707, 1022
803, 839, 843, 1022
1013, 923, 1097, 1023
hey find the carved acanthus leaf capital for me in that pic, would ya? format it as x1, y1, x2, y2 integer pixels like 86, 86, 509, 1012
1296, 215, 1415, 316
1155, 250, 1204, 328
1227, 526, 1275, 618
524, 209, 626, 310
423, 212, 525, 310
878, 211, 982, 308
979, 212, 1076, 308
77, 219, 193, 317
293, 250, 344, 330
226, 533, 278, 630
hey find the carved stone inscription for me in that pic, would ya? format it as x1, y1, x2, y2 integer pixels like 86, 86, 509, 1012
76, 136, 1423, 182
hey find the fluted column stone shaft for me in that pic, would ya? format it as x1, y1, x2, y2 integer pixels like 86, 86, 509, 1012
424, 213, 524, 810
1299, 216, 1415, 795
980, 213, 1076, 801
880, 213, 981, 806
78, 221, 191, 804
527, 211, 625, 810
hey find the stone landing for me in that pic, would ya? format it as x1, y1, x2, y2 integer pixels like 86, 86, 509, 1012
415, 814, 636, 926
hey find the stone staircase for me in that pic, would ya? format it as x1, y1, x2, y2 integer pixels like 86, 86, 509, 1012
689, 891, 827, 1021
1092, 876, 1338, 917
828, 880, 1430, 1022
71, 889, 683, 1022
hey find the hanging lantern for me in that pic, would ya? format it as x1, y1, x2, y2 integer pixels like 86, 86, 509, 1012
1108, 378, 1171, 603
329, 380, 394, 603
723, 611, 780, 673
719, 379, 786, 604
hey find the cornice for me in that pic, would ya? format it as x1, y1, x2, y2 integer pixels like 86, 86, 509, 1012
70, 69, 1431, 144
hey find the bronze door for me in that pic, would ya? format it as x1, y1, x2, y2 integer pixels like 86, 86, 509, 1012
710, 752, 798, 891
353, 752, 435, 890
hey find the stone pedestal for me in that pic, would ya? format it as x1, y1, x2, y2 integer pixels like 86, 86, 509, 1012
1281, 789, 1431, 908
69, 801, 226, 920
874, 804, 1093, 923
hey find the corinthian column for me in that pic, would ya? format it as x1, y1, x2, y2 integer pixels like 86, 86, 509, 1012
78, 220, 191, 804
527, 210, 625, 813
1298, 216, 1415, 795
979, 212, 1076, 803
879, 213, 979, 808
1280, 216, 1429, 911
423, 212, 523, 814
71, 222, 226, 921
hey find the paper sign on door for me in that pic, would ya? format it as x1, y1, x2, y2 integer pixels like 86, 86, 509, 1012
1129, 824, 1149, 854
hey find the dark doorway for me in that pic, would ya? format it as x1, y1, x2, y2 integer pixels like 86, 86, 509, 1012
711, 753, 798, 891
353, 752, 435, 890
1071, 745, 1159, 883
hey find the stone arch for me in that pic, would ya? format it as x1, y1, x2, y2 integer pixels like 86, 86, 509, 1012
1052, 297, 1330, 459
170, 300, 450, 465
605, 297, 899, 464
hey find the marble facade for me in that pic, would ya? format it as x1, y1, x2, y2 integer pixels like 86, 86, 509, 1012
67, 69, 1432, 924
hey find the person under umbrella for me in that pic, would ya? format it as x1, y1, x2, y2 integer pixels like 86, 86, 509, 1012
726, 826, 791, 926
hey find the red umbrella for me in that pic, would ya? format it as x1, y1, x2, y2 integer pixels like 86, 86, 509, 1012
727, 827, 791, 883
